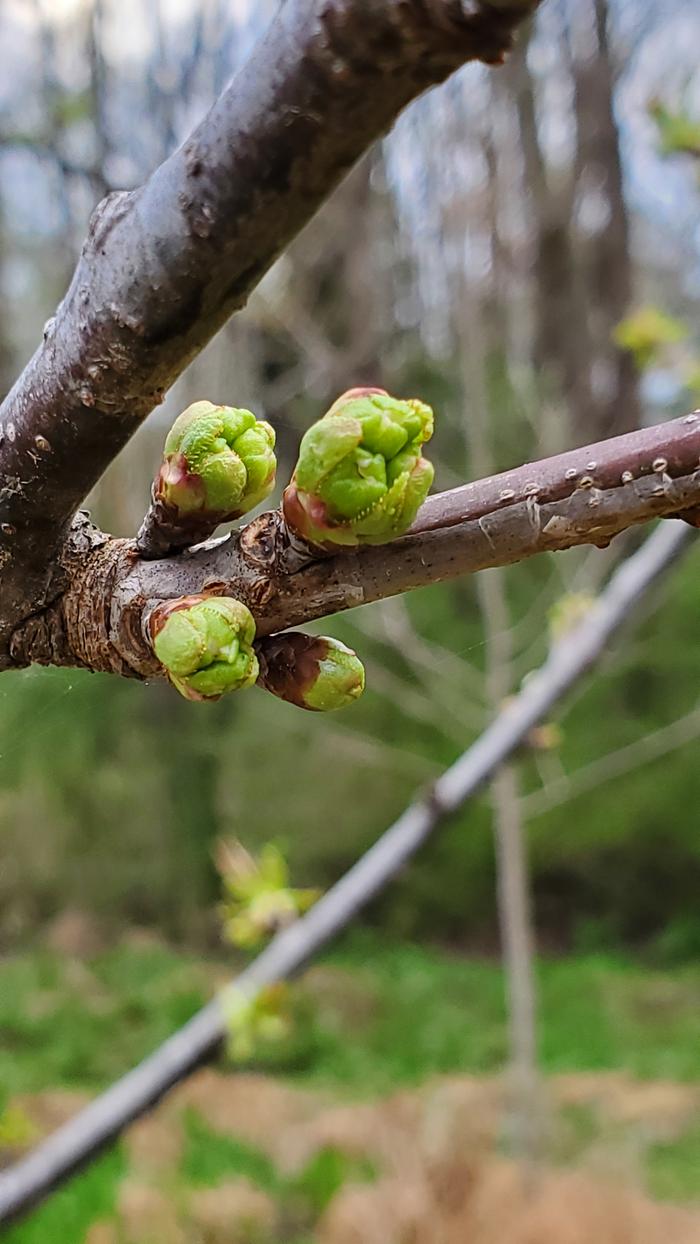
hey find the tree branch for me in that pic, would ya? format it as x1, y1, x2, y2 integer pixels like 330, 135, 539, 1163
521, 700, 700, 819
0, 518, 689, 1225
8, 410, 700, 679
0, 0, 539, 665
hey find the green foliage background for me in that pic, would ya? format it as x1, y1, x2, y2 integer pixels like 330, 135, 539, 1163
2, 512, 699, 957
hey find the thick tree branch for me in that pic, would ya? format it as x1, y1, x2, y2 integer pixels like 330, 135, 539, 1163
0, 0, 539, 665
9, 410, 700, 679
0, 519, 689, 1225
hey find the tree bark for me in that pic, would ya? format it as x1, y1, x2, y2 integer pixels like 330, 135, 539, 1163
0, 0, 540, 665
508, 34, 595, 442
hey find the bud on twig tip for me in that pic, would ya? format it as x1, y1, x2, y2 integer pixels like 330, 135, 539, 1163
137, 400, 277, 555
282, 388, 434, 549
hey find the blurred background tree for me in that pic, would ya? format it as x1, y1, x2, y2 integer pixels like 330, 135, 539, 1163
0, 0, 699, 966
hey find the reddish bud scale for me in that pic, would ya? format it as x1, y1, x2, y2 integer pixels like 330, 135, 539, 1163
147, 593, 213, 642
257, 633, 334, 708
281, 482, 345, 554
257, 632, 365, 711
156, 453, 206, 509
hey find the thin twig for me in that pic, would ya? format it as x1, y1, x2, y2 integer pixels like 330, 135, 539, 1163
522, 699, 700, 818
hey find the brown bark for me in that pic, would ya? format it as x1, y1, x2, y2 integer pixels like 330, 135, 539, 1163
0, 0, 540, 667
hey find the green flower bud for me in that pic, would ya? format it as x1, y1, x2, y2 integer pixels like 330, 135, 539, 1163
215, 840, 321, 950
257, 633, 365, 711
613, 307, 687, 371
282, 388, 434, 548
158, 400, 276, 520
221, 983, 291, 1063
649, 99, 700, 159
547, 592, 596, 642
150, 595, 258, 702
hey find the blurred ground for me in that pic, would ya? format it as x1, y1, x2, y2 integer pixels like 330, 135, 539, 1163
1, 931, 698, 1242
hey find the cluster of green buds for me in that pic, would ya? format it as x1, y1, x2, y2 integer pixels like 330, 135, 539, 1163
282, 387, 435, 549
527, 722, 563, 753
221, 983, 291, 1064
137, 401, 277, 555
613, 306, 688, 371
149, 595, 258, 702
215, 840, 321, 950
143, 389, 437, 707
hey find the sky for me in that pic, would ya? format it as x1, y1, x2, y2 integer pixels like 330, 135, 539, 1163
0, 0, 699, 325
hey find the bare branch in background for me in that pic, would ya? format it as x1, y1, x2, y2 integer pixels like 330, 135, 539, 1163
458, 276, 539, 1159
351, 606, 486, 732
522, 701, 700, 819
0, 519, 689, 1225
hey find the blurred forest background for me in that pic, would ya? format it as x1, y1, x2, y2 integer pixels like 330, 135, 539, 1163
2, 1, 700, 1240
1, 0, 700, 954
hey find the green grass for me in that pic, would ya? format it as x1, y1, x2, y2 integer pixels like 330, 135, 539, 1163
181, 1108, 280, 1192
0, 943, 210, 1097
181, 1110, 376, 1229
546, 1104, 700, 1205
1, 934, 699, 1099
297, 932, 700, 1090
0, 932, 698, 1242
646, 1123, 700, 1203
2, 1145, 125, 1244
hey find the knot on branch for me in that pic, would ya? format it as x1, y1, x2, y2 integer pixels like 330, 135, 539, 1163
10, 518, 140, 678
